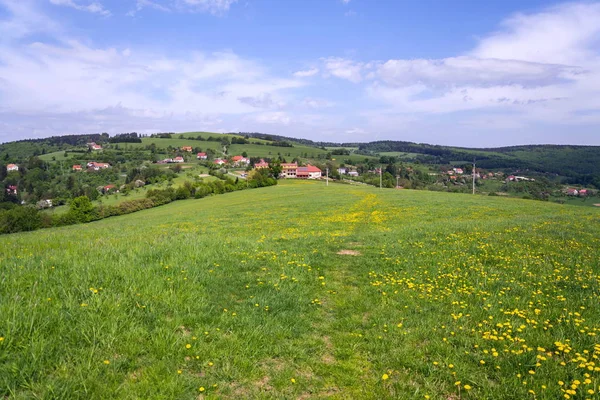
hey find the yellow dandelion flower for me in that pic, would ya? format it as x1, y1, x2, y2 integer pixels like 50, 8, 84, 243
185, 344, 191, 349
382, 373, 389, 380
199, 387, 205, 392
290, 378, 296, 384
103, 360, 110, 365
528, 370, 535, 375
464, 385, 472, 390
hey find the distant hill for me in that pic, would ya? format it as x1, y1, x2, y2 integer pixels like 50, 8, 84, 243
2, 131, 599, 187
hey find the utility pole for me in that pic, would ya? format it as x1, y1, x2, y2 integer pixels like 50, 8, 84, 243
472, 159, 476, 195
396, 175, 399, 189
326, 168, 329, 186
379, 166, 382, 189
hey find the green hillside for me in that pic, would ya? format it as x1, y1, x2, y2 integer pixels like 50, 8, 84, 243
1, 181, 599, 399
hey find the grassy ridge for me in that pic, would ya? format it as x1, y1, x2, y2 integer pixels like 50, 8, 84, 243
1, 181, 599, 399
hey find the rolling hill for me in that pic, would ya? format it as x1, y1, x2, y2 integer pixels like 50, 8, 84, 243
1, 180, 599, 399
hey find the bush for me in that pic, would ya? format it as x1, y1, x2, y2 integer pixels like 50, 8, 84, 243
0, 206, 43, 234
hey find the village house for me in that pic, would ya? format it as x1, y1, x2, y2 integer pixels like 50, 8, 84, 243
453, 168, 464, 175
88, 142, 102, 151
281, 162, 298, 178
347, 171, 359, 177
6, 163, 19, 172
579, 189, 588, 196
181, 146, 193, 152
87, 162, 111, 171
255, 159, 269, 169
103, 185, 117, 194
173, 156, 184, 163
37, 199, 53, 209
337, 167, 347, 175
72, 164, 82, 171
297, 165, 322, 179
567, 188, 579, 196
6, 185, 17, 195
197, 152, 207, 160
231, 155, 250, 166
214, 158, 226, 166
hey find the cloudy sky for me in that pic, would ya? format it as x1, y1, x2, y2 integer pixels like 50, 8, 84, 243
1, 0, 600, 146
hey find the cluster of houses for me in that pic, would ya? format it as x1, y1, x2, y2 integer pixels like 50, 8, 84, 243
566, 188, 594, 197
506, 175, 535, 182
157, 156, 185, 164
337, 167, 359, 177
213, 155, 250, 166
281, 162, 322, 179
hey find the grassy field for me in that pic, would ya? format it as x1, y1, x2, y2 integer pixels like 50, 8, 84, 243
1, 181, 599, 399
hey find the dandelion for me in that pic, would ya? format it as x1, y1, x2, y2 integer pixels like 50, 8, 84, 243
199, 387, 205, 392
290, 378, 296, 384
186, 344, 191, 349
103, 360, 110, 365
382, 373, 389, 380
464, 385, 472, 390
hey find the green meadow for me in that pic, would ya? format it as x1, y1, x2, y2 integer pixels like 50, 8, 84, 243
1, 181, 599, 399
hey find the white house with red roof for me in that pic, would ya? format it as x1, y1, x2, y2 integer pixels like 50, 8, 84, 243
214, 158, 226, 166
6, 163, 19, 172
88, 142, 102, 150
297, 165, 322, 179
87, 162, 111, 171
72, 164, 82, 171
231, 155, 250, 166
197, 152, 207, 160
173, 156, 184, 163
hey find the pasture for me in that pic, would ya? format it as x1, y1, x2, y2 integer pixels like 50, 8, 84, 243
1, 181, 599, 399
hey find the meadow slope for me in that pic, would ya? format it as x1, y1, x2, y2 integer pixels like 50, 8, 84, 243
1, 181, 599, 399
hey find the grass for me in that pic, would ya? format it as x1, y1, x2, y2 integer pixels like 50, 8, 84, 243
1, 181, 599, 399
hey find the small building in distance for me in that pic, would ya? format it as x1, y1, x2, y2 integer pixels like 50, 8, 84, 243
72, 164, 82, 171
281, 162, 298, 178
173, 156, 184, 163
297, 165, 322, 179
181, 146, 193, 152
87, 162, 111, 171
6, 164, 19, 172
255, 159, 269, 169
197, 152, 207, 160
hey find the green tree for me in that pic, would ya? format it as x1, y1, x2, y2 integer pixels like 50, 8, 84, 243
269, 160, 282, 179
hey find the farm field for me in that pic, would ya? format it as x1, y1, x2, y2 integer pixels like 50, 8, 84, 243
1, 181, 599, 399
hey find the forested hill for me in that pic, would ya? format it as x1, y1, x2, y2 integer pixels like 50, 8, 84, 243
1, 132, 599, 187
356, 141, 600, 186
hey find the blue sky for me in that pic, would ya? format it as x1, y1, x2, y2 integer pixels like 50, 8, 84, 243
1, 0, 600, 146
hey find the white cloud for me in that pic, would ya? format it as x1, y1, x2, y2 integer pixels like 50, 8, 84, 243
252, 112, 292, 125
470, 2, 600, 65
293, 68, 319, 78
377, 57, 582, 88
49, 0, 111, 16
302, 98, 334, 109
128, 0, 237, 15
322, 57, 367, 83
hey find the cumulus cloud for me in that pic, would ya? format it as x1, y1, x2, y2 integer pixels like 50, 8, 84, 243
293, 68, 319, 78
322, 57, 367, 83
49, 0, 111, 16
377, 57, 583, 88
0, 1, 305, 142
